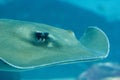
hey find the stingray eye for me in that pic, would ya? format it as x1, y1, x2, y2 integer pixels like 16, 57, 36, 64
35, 32, 42, 40
32, 31, 60, 47
34, 31, 49, 43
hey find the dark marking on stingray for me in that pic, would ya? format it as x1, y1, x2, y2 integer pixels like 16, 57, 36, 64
35, 32, 49, 42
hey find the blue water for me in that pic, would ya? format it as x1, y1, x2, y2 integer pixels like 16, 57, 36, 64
0, 0, 120, 80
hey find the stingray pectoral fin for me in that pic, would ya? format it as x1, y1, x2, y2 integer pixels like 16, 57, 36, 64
80, 27, 110, 59
55, 27, 110, 66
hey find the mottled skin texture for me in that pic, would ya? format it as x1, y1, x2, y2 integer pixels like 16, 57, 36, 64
0, 19, 109, 71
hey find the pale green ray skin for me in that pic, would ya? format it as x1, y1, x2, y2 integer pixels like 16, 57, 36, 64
0, 19, 110, 71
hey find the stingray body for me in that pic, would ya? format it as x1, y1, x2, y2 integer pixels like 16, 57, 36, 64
0, 19, 110, 71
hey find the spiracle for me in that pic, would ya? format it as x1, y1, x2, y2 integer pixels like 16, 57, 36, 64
35, 31, 49, 43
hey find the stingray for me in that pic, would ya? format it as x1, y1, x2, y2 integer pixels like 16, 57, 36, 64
0, 19, 110, 71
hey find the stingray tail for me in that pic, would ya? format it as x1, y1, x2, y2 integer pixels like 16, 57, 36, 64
80, 27, 110, 58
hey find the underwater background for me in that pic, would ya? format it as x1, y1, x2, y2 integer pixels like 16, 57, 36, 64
0, 0, 120, 80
